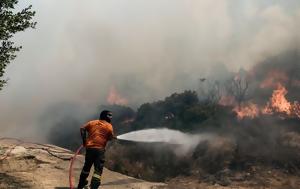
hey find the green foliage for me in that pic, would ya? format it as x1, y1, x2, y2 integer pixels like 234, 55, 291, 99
133, 90, 217, 131
0, 0, 36, 90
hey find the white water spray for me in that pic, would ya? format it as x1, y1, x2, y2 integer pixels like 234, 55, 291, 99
117, 128, 215, 155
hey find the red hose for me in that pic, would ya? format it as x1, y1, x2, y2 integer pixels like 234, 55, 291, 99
69, 145, 84, 189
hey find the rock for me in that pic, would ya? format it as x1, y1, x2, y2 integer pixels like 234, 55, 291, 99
10, 146, 27, 157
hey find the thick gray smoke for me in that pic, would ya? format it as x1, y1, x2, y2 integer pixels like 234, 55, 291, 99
1, 0, 300, 140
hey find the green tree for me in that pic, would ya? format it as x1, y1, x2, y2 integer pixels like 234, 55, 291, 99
0, 0, 36, 90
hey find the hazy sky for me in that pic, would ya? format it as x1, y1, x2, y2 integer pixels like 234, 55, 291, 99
1, 0, 299, 139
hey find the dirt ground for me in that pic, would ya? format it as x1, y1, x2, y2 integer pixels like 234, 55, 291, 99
1, 138, 300, 189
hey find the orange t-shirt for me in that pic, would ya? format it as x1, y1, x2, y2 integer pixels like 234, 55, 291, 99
81, 120, 114, 149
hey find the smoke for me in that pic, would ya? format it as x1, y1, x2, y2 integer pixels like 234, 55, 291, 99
1, 0, 300, 140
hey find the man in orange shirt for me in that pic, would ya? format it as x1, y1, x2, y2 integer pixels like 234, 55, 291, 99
77, 110, 115, 189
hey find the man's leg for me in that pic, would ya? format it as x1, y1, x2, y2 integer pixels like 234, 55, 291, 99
77, 148, 95, 189
90, 149, 105, 189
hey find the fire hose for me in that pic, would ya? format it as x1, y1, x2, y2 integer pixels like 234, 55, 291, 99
69, 145, 84, 189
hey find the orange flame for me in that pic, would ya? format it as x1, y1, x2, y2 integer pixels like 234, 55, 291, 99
263, 84, 291, 115
233, 102, 259, 120
233, 84, 300, 120
107, 86, 128, 105
263, 84, 300, 118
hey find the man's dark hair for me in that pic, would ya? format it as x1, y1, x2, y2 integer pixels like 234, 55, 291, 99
99, 110, 112, 122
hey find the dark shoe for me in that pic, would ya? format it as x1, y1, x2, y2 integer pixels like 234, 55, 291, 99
90, 178, 100, 189
77, 179, 88, 189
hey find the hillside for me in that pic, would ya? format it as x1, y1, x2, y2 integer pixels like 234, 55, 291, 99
0, 138, 165, 189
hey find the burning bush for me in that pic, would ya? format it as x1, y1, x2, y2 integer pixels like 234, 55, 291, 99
105, 51, 300, 182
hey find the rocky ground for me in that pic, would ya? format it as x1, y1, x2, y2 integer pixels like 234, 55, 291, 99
1, 138, 300, 189
0, 138, 165, 189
